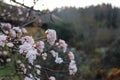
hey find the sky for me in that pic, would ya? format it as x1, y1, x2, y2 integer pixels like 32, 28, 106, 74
4, 0, 120, 11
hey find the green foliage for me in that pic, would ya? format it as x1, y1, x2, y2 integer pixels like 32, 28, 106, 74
0, 63, 18, 80
0, 66, 13, 76
51, 4, 120, 51
79, 64, 91, 74
95, 48, 106, 55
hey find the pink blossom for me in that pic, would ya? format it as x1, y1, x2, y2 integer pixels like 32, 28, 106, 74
69, 60, 77, 75
68, 51, 75, 60
22, 28, 27, 34
0, 35, 7, 41
26, 49, 38, 64
3, 51, 7, 55
1, 23, 11, 29
0, 35, 7, 47
19, 43, 33, 54
45, 29, 57, 45
49, 76, 56, 80
7, 42, 14, 47
6, 58, 11, 62
42, 53, 47, 60
24, 76, 32, 80
35, 65, 41, 69
50, 50, 58, 58
20, 63, 27, 73
9, 29, 16, 38
28, 65, 32, 69
13, 27, 22, 33
55, 57, 63, 64
20, 36, 34, 45
35, 77, 40, 80
36, 69, 41, 75
58, 39, 68, 53
36, 41, 44, 52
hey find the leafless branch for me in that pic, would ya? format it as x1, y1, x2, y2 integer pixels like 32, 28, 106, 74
10, 0, 41, 13
22, 16, 40, 27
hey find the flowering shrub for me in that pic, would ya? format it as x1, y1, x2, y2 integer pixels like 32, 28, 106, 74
0, 23, 77, 80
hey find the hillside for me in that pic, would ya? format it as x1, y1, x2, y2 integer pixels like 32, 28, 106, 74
46, 4, 120, 51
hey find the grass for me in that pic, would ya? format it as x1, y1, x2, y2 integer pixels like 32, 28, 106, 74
0, 63, 19, 80
0, 67, 13, 76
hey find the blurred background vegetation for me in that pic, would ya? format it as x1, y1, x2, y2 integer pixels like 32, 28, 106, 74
40, 4, 120, 80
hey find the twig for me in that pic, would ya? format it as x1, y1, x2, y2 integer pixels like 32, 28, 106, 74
22, 16, 40, 27
44, 70, 49, 80
10, 0, 40, 13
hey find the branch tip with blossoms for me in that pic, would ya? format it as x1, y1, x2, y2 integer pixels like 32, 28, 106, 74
0, 22, 77, 80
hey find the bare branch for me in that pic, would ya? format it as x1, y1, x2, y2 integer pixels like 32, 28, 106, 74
10, 0, 41, 13
22, 16, 40, 27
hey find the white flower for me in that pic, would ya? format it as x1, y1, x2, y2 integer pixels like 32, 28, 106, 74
45, 29, 57, 45
35, 65, 41, 69
13, 27, 22, 33
5, 31, 9, 34
24, 76, 32, 80
9, 29, 16, 38
0, 35, 7, 47
20, 63, 25, 67
50, 50, 58, 58
55, 57, 63, 64
69, 60, 77, 75
36, 41, 44, 52
58, 39, 67, 53
0, 41, 5, 47
20, 36, 34, 45
7, 42, 14, 47
19, 43, 33, 54
0, 35, 7, 40
26, 50, 37, 64
36, 69, 41, 75
1, 23, 11, 29
29, 74, 33, 78
22, 28, 27, 34
49, 76, 56, 80
17, 60, 21, 64
42, 53, 47, 60
35, 77, 40, 80
68, 51, 75, 60
24, 74, 35, 80
3, 51, 7, 55
6, 58, 11, 62
20, 63, 27, 73
28, 65, 32, 69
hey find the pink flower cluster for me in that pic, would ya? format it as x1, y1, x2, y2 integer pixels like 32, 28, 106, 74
58, 39, 68, 53
20, 36, 34, 45
50, 50, 63, 64
45, 29, 57, 45
68, 51, 77, 75
36, 41, 44, 52
0, 23, 77, 80
69, 60, 77, 75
